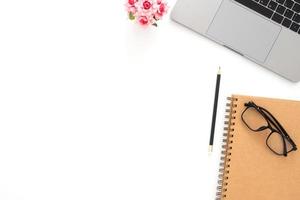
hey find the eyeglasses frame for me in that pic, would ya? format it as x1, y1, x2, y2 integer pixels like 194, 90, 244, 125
241, 101, 297, 157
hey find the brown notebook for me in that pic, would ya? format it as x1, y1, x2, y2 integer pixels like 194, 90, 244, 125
216, 95, 300, 200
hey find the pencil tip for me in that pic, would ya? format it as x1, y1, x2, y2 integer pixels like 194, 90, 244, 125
218, 67, 221, 74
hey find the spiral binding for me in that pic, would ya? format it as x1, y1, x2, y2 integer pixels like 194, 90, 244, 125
216, 97, 238, 200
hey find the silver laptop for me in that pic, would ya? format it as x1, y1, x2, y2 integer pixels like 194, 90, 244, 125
171, 0, 300, 82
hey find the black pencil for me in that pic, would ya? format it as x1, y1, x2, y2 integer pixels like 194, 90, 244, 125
209, 67, 221, 152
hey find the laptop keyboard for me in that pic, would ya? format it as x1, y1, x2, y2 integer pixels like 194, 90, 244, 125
234, 0, 300, 34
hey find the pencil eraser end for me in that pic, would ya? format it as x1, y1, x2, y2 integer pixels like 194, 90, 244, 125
209, 145, 213, 153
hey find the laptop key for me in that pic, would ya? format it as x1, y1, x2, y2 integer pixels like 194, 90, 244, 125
284, 0, 294, 9
290, 22, 300, 32
268, 1, 278, 10
272, 12, 285, 23
292, 3, 300, 13
276, 5, 286, 14
284, 9, 294, 19
235, 0, 274, 18
260, 0, 270, 6
282, 18, 292, 27
293, 13, 300, 23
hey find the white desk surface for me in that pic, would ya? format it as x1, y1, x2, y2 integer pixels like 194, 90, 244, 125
0, 1, 300, 200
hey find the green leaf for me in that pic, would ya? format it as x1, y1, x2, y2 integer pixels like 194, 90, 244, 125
129, 12, 135, 20
152, 23, 158, 27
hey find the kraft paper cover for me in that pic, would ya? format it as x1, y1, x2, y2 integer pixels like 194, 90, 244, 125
219, 95, 300, 200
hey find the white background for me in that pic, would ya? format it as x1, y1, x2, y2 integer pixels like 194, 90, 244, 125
0, 0, 300, 200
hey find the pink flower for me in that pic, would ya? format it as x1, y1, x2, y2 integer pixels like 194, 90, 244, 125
158, 3, 166, 14
138, 16, 149, 25
143, 1, 152, 10
128, 6, 137, 14
155, 2, 167, 20
128, 0, 136, 5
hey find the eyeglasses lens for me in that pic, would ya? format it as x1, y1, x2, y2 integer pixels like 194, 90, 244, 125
243, 107, 268, 131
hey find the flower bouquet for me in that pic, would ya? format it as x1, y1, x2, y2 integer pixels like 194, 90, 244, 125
126, 0, 168, 27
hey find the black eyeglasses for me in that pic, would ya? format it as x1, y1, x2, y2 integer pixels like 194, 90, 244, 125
241, 101, 297, 157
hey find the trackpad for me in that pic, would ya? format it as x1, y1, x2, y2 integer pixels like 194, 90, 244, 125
207, 0, 281, 63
